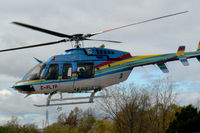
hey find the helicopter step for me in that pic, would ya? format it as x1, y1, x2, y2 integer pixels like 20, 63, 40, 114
34, 89, 106, 107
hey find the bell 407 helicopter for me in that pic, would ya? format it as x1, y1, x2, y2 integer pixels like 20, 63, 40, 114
0, 11, 199, 107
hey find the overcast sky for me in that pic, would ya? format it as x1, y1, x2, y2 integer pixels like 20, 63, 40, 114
0, 0, 200, 127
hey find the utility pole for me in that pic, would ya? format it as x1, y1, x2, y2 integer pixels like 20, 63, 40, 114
45, 108, 49, 127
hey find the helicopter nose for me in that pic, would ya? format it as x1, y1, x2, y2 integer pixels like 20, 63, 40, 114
13, 85, 35, 93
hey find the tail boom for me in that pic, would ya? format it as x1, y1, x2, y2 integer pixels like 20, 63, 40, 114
123, 42, 200, 73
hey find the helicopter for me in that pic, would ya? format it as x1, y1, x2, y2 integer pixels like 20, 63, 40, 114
1, 11, 199, 107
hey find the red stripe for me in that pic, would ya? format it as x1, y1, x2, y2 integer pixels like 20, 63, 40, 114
52, 56, 56, 61
95, 54, 132, 68
72, 71, 77, 74
178, 46, 185, 51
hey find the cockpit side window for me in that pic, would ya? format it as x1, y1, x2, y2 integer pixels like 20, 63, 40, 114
40, 64, 46, 78
46, 64, 59, 80
23, 63, 46, 80
77, 63, 94, 79
62, 63, 72, 79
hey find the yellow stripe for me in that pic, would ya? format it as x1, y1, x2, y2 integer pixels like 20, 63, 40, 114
197, 45, 200, 50
176, 51, 184, 55
72, 73, 77, 76
15, 79, 45, 85
95, 54, 163, 71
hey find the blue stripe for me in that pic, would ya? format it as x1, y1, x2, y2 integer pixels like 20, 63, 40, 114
95, 67, 133, 78
17, 67, 133, 86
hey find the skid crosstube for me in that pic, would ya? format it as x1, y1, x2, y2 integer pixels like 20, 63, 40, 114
34, 88, 107, 107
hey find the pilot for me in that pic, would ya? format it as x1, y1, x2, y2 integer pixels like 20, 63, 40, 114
78, 68, 85, 78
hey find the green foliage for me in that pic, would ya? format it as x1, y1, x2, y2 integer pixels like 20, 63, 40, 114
76, 116, 96, 133
44, 107, 101, 133
0, 124, 38, 133
166, 104, 200, 133
4, 80, 200, 133
0, 116, 38, 133
99, 80, 181, 133
88, 119, 114, 133
43, 123, 72, 133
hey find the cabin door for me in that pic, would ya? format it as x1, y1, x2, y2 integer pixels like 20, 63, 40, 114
59, 63, 74, 92
41, 63, 60, 92
74, 62, 95, 91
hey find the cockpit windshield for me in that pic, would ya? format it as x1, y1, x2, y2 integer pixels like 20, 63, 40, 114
23, 63, 46, 80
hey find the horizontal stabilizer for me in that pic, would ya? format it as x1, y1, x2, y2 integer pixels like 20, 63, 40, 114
157, 63, 169, 73
178, 55, 189, 66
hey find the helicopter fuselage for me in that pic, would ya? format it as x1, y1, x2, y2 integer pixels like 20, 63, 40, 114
13, 47, 133, 94
13, 45, 200, 95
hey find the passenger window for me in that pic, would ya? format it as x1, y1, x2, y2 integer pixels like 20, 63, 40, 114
96, 49, 99, 54
62, 63, 72, 79
77, 63, 94, 79
46, 64, 59, 80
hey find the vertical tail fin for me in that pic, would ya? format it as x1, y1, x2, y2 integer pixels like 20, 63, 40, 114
197, 41, 200, 51
176, 45, 185, 55
176, 45, 189, 66
196, 41, 200, 62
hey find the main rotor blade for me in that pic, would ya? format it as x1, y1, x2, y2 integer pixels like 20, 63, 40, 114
12, 22, 73, 38
0, 39, 67, 52
90, 11, 188, 36
85, 38, 122, 43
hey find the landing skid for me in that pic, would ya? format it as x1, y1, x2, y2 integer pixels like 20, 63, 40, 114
35, 100, 93, 107
34, 89, 104, 107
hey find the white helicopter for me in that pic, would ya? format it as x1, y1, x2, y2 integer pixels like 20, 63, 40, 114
1, 11, 199, 107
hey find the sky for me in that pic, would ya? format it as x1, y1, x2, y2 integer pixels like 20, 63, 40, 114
0, 0, 200, 127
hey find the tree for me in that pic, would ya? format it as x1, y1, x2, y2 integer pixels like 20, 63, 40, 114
43, 123, 72, 133
98, 77, 178, 133
149, 77, 178, 133
4, 116, 19, 128
54, 107, 97, 133
166, 104, 200, 133
65, 107, 80, 127
57, 107, 81, 127
1, 116, 38, 133
88, 119, 114, 133
76, 115, 96, 133
98, 84, 152, 133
